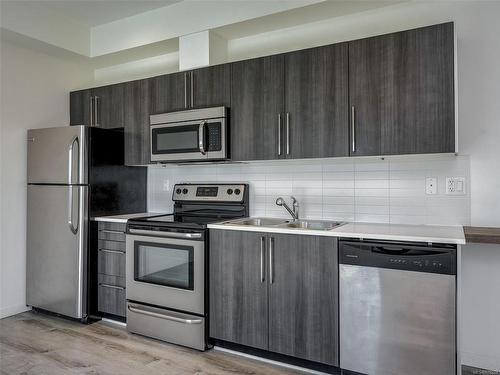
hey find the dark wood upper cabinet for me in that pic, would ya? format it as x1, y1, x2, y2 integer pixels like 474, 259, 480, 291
149, 71, 188, 114
209, 229, 269, 350
70, 89, 92, 126
284, 43, 349, 159
349, 22, 455, 156
191, 64, 231, 108
123, 80, 151, 165
268, 234, 339, 366
231, 55, 284, 161
92, 84, 126, 129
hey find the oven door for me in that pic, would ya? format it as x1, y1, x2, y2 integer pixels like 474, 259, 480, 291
150, 119, 226, 162
126, 230, 205, 315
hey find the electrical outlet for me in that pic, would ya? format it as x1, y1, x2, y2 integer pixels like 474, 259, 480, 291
446, 177, 466, 195
426, 177, 437, 195
162, 179, 170, 192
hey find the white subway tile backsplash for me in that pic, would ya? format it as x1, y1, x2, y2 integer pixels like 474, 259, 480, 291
148, 155, 470, 226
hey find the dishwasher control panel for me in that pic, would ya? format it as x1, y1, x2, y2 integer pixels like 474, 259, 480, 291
340, 240, 457, 275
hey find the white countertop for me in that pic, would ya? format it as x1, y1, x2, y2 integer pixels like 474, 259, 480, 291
93, 212, 165, 223
208, 220, 466, 245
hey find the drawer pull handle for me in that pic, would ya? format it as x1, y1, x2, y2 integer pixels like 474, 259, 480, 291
99, 230, 124, 235
127, 305, 202, 324
99, 283, 125, 290
99, 249, 125, 255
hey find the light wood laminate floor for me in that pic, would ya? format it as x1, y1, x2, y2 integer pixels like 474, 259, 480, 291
0, 311, 304, 375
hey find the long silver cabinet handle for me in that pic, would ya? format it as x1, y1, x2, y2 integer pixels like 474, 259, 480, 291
99, 283, 125, 290
184, 73, 188, 108
260, 236, 266, 283
128, 228, 202, 239
128, 305, 203, 324
190, 71, 194, 108
89, 96, 94, 126
99, 229, 124, 235
351, 105, 356, 153
286, 112, 290, 155
269, 237, 274, 284
94, 96, 100, 127
99, 249, 125, 255
278, 114, 282, 156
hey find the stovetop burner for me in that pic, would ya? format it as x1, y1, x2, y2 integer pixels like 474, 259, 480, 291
127, 183, 249, 231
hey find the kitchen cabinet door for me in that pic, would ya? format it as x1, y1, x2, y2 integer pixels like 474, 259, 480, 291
149, 71, 189, 114
70, 89, 92, 126
284, 44, 349, 159
268, 234, 339, 366
231, 55, 285, 161
124, 79, 151, 165
349, 22, 455, 156
92, 84, 126, 129
209, 229, 269, 350
191, 64, 231, 108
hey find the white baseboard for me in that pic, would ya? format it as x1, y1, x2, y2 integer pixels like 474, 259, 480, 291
0, 304, 30, 319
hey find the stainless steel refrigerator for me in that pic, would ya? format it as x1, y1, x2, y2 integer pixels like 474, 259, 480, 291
26, 126, 146, 321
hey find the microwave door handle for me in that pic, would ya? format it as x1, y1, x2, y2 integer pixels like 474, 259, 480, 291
199, 121, 206, 155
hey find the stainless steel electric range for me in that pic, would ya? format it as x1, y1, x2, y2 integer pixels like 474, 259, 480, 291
125, 183, 249, 350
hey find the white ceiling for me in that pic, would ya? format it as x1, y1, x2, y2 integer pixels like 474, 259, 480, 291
20, 0, 182, 27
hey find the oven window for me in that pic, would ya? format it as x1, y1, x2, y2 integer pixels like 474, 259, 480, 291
151, 125, 199, 154
134, 241, 194, 290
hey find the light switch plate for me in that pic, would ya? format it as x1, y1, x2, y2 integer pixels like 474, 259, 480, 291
162, 179, 170, 191
426, 177, 437, 195
446, 177, 466, 195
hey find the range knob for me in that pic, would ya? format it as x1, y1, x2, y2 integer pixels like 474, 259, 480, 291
182, 188, 188, 194
234, 188, 241, 195
227, 188, 233, 195
176, 188, 181, 194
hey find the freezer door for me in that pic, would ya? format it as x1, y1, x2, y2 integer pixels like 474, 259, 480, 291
27, 185, 88, 319
27, 126, 87, 184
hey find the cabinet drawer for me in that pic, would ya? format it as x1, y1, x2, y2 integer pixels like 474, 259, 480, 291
98, 274, 125, 288
98, 249, 125, 277
98, 221, 126, 232
98, 228, 125, 242
98, 283, 126, 317
98, 239, 126, 252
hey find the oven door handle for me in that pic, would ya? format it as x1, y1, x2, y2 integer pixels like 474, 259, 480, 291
128, 305, 203, 324
128, 228, 203, 239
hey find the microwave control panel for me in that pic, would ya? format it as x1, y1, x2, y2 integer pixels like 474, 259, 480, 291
207, 123, 222, 151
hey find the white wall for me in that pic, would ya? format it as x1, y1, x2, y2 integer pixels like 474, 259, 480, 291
0, 37, 92, 318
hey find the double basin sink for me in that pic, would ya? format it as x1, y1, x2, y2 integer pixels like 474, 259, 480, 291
223, 217, 345, 231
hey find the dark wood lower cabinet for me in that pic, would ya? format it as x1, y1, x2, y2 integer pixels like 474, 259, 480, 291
269, 234, 339, 366
209, 230, 268, 350
209, 229, 339, 366
97, 222, 127, 318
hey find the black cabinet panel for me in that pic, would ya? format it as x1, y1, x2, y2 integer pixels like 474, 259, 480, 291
349, 22, 455, 156
285, 44, 349, 158
92, 84, 126, 129
269, 234, 339, 366
231, 55, 284, 161
209, 229, 268, 350
191, 64, 231, 108
70, 89, 91, 126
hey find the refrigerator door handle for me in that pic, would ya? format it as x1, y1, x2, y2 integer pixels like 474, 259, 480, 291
68, 186, 79, 234
68, 136, 79, 184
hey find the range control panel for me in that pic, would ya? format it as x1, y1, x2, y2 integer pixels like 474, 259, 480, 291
172, 183, 246, 202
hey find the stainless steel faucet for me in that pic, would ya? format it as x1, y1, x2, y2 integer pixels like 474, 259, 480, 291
275, 196, 299, 221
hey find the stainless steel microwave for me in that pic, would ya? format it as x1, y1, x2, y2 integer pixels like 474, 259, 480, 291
150, 106, 227, 162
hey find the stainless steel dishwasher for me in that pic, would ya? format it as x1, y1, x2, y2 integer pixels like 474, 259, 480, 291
339, 239, 457, 375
